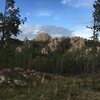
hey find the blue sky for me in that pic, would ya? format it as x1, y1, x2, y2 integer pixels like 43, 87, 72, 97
0, 0, 95, 39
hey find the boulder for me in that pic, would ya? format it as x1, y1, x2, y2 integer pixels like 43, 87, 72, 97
14, 79, 27, 86
14, 67, 24, 71
0, 75, 6, 84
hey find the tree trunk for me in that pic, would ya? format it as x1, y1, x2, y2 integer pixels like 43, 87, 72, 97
0, 33, 5, 48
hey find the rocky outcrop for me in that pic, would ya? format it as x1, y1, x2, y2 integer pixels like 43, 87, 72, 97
69, 37, 86, 52
41, 47, 50, 55
97, 46, 100, 52
35, 33, 52, 42
15, 37, 31, 53
48, 38, 59, 52
0, 75, 6, 84
0, 68, 37, 86
85, 48, 92, 55
41, 37, 64, 54
85, 46, 100, 55
15, 47, 22, 53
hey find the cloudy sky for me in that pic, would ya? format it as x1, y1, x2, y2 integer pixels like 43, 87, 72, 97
0, 0, 95, 40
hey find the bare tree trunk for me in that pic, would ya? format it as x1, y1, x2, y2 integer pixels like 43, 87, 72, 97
0, 33, 5, 48
60, 59, 63, 74
56, 59, 59, 74
92, 18, 96, 88
92, 60, 96, 88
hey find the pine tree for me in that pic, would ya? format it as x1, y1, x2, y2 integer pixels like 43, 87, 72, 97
86, 0, 100, 88
0, 0, 26, 46
93, 0, 100, 32
87, 0, 100, 41
91, 0, 100, 88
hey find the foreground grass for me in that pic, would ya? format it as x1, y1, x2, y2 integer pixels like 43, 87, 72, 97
0, 71, 100, 100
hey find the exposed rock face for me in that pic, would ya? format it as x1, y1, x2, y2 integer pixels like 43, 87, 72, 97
15, 47, 22, 53
41, 47, 50, 55
85, 48, 92, 55
23, 37, 31, 47
0, 75, 6, 84
35, 33, 52, 42
85, 46, 100, 55
69, 37, 86, 52
15, 37, 31, 53
97, 46, 100, 52
48, 38, 60, 52
41, 37, 64, 54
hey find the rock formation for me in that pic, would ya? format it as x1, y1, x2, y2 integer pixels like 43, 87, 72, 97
69, 37, 86, 52
85, 48, 92, 55
35, 33, 52, 42
41, 37, 64, 54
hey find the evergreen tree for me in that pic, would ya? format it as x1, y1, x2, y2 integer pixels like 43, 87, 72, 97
0, 0, 26, 46
91, 0, 100, 87
87, 0, 100, 41
93, 0, 100, 32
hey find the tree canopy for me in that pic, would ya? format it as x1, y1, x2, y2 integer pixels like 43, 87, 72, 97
93, 0, 100, 32
0, 0, 26, 43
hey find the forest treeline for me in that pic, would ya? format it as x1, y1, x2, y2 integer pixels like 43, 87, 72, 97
0, 36, 100, 76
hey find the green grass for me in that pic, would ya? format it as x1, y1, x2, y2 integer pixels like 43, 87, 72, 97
0, 72, 100, 100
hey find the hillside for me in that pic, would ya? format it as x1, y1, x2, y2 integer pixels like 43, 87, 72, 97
0, 68, 100, 100
0, 34, 100, 100
0, 33, 100, 75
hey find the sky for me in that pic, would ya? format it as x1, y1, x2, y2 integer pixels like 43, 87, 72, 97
0, 0, 95, 40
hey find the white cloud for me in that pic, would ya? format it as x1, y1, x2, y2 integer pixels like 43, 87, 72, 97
32, 25, 73, 37
26, 12, 31, 16
54, 15, 62, 20
19, 23, 34, 35
73, 27, 93, 39
61, 0, 94, 8
75, 0, 94, 8
61, 0, 71, 5
36, 10, 52, 17
18, 24, 73, 40
32, 25, 45, 34
19, 23, 93, 40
